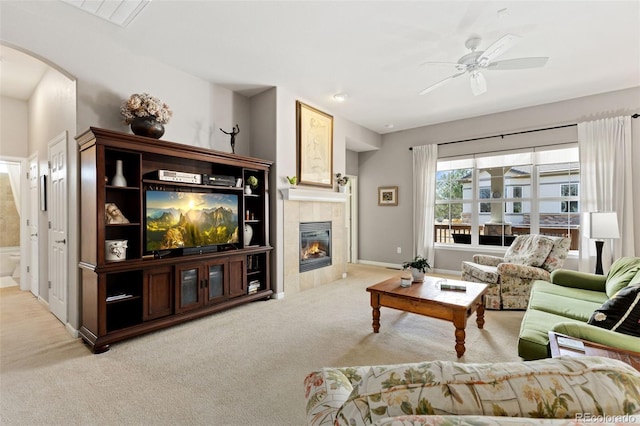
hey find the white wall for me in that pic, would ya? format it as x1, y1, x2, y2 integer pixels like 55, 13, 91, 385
359, 87, 640, 272
0, 97, 29, 158
1, 2, 212, 145
211, 84, 252, 155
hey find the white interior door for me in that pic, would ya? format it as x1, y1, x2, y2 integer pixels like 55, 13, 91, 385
48, 133, 68, 323
28, 154, 39, 296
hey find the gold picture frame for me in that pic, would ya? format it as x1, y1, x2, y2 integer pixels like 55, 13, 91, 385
296, 101, 333, 187
378, 186, 398, 206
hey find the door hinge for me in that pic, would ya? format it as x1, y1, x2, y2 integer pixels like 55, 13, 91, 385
27, 266, 30, 273
48, 221, 52, 229
48, 161, 52, 171
26, 219, 30, 226
48, 281, 51, 289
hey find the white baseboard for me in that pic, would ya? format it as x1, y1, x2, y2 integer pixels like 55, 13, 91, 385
355, 260, 460, 278
356, 259, 402, 270
65, 323, 79, 338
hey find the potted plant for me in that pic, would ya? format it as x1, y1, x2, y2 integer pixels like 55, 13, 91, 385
402, 255, 431, 282
286, 176, 297, 188
244, 175, 258, 194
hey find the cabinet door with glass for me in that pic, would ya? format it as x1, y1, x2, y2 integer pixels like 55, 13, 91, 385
204, 258, 229, 304
175, 258, 231, 313
175, 262, 205, 313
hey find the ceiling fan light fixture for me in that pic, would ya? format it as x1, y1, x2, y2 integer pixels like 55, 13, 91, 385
470, 71, 487, 96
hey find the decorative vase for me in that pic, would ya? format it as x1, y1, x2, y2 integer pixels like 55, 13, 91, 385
244, 224, 253, 245
338, 185, 347, 193
105, 239, 128, 262
245, 185, 252, 195
130, 116, 165, 139
411, 268, 425, 282
112, 160, 127, 187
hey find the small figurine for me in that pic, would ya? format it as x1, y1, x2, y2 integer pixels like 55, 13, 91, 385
105, 203, 129, 224
220, 124, 240, 153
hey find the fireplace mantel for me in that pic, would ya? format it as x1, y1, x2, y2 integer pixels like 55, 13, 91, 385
280, 188, 349, 203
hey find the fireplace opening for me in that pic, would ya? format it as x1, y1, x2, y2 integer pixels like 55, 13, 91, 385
300, 221, 331, 272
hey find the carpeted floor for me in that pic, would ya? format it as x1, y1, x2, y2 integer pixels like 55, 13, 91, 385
0, 264, 524, 425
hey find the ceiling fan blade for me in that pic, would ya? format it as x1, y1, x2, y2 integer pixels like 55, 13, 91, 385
420, 61, 467, 72
487, 57, 549, 70
478, 34, 521, 64
470, 71, 487, 96
418, 72, 466, 95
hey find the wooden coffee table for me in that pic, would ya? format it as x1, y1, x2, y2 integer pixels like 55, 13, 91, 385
367, 276, 488, 358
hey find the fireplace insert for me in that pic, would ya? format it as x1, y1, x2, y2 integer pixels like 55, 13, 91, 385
300, 221, 331, 272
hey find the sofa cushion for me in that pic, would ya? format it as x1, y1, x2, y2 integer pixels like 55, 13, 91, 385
504, 235, 554, 267
588, 284, 640, 337
528, 287, 603, 322
541, 236, 571, 272
333, 357, 640, 425
518, 308, 585, 360
530, 280, 609, 305
605, 256, 640, 297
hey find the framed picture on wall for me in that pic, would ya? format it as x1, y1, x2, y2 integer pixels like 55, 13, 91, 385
378, 186, 398, 206
296, 101, 333, 187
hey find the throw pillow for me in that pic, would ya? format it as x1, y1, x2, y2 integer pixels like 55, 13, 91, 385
588, 284, 640, 337
504, 234, 554, 267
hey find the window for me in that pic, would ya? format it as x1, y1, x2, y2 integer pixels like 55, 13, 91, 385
479, 187, 491, 213
512, 186, 522, 213
434, 146, 580, 249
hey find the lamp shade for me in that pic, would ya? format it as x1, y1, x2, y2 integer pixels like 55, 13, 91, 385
582, 212, 620, 239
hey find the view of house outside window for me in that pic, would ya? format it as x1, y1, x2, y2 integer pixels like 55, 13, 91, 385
434, 145, 580, 250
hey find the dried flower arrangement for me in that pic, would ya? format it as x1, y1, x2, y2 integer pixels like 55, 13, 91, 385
121, 93, 173, 124
335, 173, 349, 186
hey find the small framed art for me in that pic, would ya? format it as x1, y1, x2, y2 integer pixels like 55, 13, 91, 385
378, 186, 398, 206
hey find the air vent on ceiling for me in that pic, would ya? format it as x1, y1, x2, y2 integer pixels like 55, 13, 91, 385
61, 0, 150, 27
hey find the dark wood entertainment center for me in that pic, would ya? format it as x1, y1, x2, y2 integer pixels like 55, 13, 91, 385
77, 127, 272, 353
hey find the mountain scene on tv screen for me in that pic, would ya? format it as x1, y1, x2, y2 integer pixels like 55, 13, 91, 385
146, 191, 239, 251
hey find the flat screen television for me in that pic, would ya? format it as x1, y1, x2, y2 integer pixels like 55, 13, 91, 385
145, 190, 239, 254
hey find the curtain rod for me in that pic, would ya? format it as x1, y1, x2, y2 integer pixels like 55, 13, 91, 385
409, 113, 639, 150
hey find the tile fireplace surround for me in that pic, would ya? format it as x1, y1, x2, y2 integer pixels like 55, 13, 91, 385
282, 188, 348, 294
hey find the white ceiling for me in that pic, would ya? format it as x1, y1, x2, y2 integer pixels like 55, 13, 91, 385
2, 1, 639, 135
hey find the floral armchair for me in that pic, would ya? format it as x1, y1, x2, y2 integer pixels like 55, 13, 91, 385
461, 234, 571, 310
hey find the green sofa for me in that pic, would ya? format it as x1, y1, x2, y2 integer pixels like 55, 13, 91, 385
518, 256, 640, 360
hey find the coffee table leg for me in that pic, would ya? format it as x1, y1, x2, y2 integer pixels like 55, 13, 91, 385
453, 314, 466, 358
371, 293, 380, 333
476, 298, 485, 329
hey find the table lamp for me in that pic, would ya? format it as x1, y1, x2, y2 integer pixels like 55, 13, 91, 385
583, 212, 620, 275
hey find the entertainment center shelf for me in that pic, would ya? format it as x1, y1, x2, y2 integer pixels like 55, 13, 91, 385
77, 127, 273, 353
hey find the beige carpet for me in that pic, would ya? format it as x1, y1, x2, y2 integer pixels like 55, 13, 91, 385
1, 264, 523, 425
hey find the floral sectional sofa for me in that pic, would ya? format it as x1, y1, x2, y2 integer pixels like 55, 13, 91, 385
304, 356, 640, 426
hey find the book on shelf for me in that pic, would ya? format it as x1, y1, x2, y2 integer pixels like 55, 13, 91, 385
106, 293, 133, 302
248, 280, 261, 294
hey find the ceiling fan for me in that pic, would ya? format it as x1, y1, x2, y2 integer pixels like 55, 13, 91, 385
418, 34, 548, 96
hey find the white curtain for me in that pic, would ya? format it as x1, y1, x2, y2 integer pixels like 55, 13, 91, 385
577, 116, 635, 272
412, 144, 438, 265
